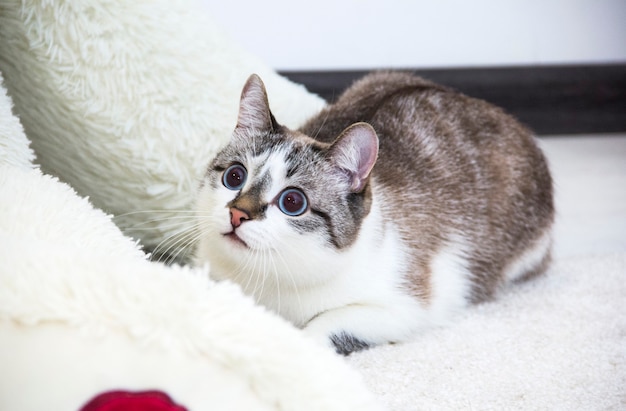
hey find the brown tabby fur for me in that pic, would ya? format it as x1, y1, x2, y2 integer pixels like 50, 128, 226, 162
299, 72, 554, 302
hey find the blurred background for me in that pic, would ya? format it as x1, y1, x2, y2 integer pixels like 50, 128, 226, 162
200, 0, 626, 70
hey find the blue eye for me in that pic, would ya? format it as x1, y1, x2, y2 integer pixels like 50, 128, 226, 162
278, 188, 308, 216
223, 164, 247, 190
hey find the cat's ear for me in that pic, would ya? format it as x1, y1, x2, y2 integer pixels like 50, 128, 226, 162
328, 122, 379, 192
236, 74, 276, 132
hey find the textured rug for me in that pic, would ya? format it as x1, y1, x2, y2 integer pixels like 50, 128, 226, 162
347, 252, 626, 410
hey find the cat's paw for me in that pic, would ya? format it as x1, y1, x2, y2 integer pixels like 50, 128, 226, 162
329, 332, 371, 355
303, 325, 372, 355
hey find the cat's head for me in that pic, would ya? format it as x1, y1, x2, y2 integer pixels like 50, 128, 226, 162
195, 74, 379, 286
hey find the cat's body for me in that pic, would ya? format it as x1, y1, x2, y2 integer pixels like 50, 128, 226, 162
195, 72, 554, 354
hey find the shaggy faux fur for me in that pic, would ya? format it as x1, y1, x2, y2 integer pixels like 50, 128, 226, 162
0, 71, 34, 170
0, 0, 325, 256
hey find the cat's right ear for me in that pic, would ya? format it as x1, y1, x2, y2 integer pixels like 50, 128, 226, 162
236, 74, 275, 133
329, 123, 379, 193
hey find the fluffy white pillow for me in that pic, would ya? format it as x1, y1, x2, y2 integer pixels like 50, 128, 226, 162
0, 0, 325, 259
0, 166, 380, 411
0, 72, 35, 170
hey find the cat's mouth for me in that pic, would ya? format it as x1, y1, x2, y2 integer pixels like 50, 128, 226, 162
223, 231, 248, 248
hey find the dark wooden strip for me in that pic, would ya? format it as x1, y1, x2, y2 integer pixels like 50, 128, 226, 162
280, 64, 626, 135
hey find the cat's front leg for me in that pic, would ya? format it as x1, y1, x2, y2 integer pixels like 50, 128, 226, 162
303, 301, 424, 355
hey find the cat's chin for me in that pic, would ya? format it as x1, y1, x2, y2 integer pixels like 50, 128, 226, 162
222, 231, 249, 249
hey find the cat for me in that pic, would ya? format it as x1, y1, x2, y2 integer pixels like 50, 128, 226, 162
194, 72, 554, 355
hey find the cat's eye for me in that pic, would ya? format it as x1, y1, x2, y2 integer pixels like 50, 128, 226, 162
222, 164, 247, 190
278, 188, 308, 216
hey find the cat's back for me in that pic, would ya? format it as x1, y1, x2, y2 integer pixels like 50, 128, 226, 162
300, 72, 445, 143
300, 71, 554, 300
301, 71, 537, 166
301, 71, 549, 206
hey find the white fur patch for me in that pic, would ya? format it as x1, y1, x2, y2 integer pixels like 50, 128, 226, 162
198, 170, 431, 347
427, 236, 472, 324
298, 199, 428, 346
263, 149, 290, 203
503, 228, 553, 283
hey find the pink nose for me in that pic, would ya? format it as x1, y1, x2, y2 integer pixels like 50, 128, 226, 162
230, 208, 250, 228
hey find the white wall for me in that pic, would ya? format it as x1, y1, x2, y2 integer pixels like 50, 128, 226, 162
200, 0, 626, 70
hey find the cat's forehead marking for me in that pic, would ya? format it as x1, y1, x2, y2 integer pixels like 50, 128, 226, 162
242, 147, 289, 202
264, 148, 290, 200
254, 151, 276, 177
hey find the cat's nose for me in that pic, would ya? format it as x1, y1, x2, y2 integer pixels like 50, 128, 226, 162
230, 207, 250, 228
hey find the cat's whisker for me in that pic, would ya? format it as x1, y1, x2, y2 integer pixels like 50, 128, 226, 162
266, 248, 284, 316
238, 250, 256, 294
150, 220, 210, 264
252, 248, 268, 299
162, 225, 207, 265
270, 237, 305, 320
250, 248, 263, 294
229, 250, 250, 283
126, 217, 199, 232
152, 237, 194, 264
113, 209, 200, 219
265, 249, 278, 307
93, 205, 224, 266
113, 211, 210, 248
255, 248, 268, 302
113, 210, 200, 231
237, 248, 260, 295
269, 249, 293, 316
311, 109, 330, 140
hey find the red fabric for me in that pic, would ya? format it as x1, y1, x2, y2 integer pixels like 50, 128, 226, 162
80, 390, 188, 411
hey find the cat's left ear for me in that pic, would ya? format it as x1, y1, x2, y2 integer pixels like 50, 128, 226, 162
328, 122, 379, 192
236, 74, 277, 132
